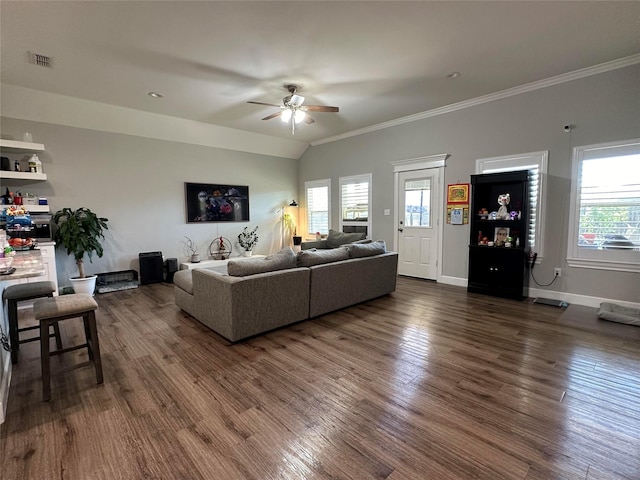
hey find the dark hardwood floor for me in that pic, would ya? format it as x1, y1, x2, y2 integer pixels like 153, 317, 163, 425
1, 277, 639, 479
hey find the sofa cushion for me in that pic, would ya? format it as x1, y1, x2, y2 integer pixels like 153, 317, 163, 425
325, 229, 367, 248
227, 247, 297, 277
297, 247, 349, 267
346, 240, 387, 258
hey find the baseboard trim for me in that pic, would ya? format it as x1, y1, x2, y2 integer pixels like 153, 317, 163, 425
528, 287, 640, 310
439, 276, 468, 288
437, 276, 639, 310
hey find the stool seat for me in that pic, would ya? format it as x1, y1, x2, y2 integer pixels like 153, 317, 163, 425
3, 280, 59, 365
34, 294, 98, 320
33, 293, 103, 401
3, 281, 57, 300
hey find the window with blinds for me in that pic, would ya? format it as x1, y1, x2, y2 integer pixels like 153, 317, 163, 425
476, 151, 547, 258
339, 174, 372, 237
305, 179, 330, 235
578, 156, 640, 248
567, 139, 640, 272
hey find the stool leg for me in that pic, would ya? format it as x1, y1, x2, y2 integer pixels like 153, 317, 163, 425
85, 311, 103, 385
8, 299, 19, 364
40, 319, 51, 401
52, 322, 63, 351
82, 316, 93, 361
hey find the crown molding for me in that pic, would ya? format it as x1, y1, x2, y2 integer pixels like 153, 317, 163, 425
311, 55, 640, 147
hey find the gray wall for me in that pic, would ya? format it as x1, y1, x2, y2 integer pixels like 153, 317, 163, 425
1, 119, 298, 286
299, 65, 640, 304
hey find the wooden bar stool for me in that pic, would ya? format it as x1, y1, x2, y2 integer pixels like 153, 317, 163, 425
2, 281, 61, 364
33, 293, 103, 401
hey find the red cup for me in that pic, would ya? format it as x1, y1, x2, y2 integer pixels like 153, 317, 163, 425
13, 196, 22, 205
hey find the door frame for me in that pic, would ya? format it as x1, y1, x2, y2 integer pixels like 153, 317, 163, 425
391, 154, 449, 282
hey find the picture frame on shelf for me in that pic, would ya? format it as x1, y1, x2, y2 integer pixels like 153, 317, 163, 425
494, 227, 510, 245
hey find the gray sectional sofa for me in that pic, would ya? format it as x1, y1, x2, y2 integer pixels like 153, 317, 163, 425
174, 243, 398, 342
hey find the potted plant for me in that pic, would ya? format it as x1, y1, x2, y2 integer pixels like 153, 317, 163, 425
52, 207, 109, 296
283, 213, 302, 246
238, 226, 258, 256
184, 236, 200, 263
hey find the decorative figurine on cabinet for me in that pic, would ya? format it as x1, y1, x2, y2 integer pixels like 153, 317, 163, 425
496, 193, 511, 220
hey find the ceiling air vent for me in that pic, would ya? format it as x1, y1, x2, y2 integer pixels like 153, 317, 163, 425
28, 52, 52, 68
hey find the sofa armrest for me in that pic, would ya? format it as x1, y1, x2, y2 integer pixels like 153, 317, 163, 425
301, 240, 328, 250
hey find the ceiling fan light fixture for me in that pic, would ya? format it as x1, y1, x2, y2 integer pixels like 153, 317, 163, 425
294, 110, 306, 123
281, 109, 292, 123
289, 94, 305, 107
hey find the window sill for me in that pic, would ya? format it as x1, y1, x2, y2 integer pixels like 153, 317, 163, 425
566, 257, 640, 273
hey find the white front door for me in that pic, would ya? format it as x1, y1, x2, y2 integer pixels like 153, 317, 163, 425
397, 169, 441, 279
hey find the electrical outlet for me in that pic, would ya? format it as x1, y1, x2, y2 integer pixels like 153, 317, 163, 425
554, 268, 562, 277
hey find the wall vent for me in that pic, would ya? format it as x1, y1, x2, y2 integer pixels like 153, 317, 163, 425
28, 52, 52, 68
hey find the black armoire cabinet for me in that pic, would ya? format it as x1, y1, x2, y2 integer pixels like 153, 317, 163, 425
468, 171, 530, 300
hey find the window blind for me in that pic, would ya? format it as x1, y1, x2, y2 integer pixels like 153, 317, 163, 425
577, 155, 640, 249
341, 180, 369, 222
306, 184, 329, 234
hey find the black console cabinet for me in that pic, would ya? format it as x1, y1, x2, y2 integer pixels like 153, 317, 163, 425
468, 171, 530, 300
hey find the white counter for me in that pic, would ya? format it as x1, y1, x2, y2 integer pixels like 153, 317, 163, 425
0, 249, 47, 424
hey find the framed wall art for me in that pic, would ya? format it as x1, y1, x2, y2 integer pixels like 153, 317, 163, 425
185, 183, 249, 223
446, 183, 470, 224
447, 183, 470, 204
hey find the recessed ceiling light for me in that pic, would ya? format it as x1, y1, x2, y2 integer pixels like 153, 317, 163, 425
446, 72, 461, 79
148, 92, 163, 98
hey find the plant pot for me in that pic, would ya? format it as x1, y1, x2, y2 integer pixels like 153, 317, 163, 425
292, 236, 302, 246
191, 254, 200, 263
243, 250, 253, 257
70, 275, 97, 296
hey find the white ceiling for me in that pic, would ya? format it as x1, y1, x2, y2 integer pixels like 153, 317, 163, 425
1, 1, 639, 145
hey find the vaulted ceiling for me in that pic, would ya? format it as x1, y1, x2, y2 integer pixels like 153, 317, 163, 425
1, 1, 639, 145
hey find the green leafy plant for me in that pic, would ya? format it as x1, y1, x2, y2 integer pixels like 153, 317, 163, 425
52, 207, 109, 278
238, 226, 259, 251
283, 213, 296, 236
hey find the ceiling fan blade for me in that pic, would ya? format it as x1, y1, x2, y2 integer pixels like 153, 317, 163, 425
261, 111, 282, 121
303, 105, 339, 112
304, 115, 315, 125
248, 101, 282, 108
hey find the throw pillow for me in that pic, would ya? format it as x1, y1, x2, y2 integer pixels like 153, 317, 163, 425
297, 247, 349, 267
326, 229, 367, 248
347, 240, 387, 258
227, 247, 297, 277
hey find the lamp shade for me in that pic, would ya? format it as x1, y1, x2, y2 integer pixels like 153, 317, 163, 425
281, 109, 292, 123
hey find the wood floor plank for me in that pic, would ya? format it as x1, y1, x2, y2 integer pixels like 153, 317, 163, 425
1, 278, 639, 479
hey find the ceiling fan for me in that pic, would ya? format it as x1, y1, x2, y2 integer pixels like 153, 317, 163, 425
247, 84, 339, 134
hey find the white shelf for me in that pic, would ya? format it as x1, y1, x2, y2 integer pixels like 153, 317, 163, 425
0, 139, 50, 213
0, 171, 47, 181
24, 205, 50, 213
0, 139, 45, 153
180, 255, 266, 270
